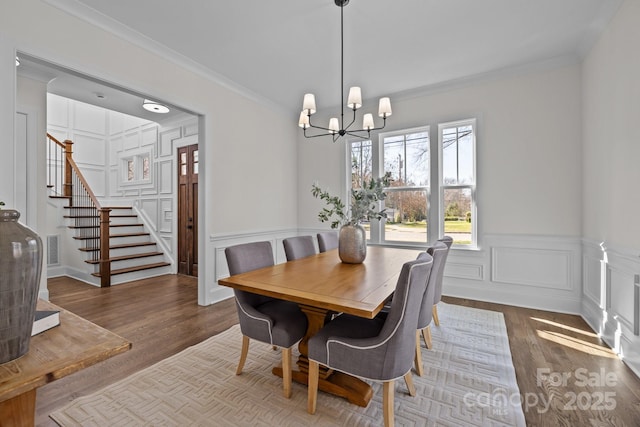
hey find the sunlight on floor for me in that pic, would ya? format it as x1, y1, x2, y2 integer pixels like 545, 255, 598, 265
531, 317, 599, 338
536, 330, 617, 358
531, 317, 618, 358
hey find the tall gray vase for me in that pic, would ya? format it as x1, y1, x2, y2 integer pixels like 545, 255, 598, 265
338, 224, 367, 264
0, 209, 43, 364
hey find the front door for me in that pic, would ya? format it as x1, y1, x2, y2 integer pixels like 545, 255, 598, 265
177, 144, 198, 276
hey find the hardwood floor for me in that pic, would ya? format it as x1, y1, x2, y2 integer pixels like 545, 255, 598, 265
35, 275, 640, 426
445, 297, 640, 427
35, 275, 238, 427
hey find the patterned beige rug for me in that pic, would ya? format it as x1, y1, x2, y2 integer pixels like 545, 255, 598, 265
50, 303, 526, 426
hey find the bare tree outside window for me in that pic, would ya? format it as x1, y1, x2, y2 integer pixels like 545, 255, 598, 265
351, 140, 372, 189
127, 160, 134, 181
142, 156, 150, 180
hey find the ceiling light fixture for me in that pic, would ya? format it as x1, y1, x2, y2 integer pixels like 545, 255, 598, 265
15, 56, 20, 66
142, 99, 170, 114
298, 0, 391, 142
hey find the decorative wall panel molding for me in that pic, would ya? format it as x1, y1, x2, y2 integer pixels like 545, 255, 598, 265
74, 102, 106, 135
581, 238, 640, 379
73, 133, 106, 166
491, 246, 573, 290
159, 160, 173, 194
445, 261, 484, 281
582, 252, 604, 308
160, 128, 180, 157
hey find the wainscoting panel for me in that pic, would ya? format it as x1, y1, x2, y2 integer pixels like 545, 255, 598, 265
208, 228, 301, 304
582, 250, 604, 308
445, 261, 484, 281
610, 266, 636, 329
444, 234, 582, 314
581, 239, 640, 379
491, 247, 572, 290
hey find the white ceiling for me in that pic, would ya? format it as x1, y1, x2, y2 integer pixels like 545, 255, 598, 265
22, 0, 622, 121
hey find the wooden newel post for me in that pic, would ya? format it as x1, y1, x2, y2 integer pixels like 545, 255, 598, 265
64, 140, 74, 201
99, 208, 111, 287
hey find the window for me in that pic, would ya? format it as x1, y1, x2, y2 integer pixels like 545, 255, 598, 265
119, 148, 153, 188
347, 119, 477, 248
439, 119, 476, 247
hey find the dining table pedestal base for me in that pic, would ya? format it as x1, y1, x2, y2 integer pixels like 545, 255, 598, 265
272, 366, 373, 407
271, 303, 374, 407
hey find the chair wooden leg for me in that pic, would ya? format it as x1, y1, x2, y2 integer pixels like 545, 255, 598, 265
308, 360, 319, 414
432, 305, 440, 326
383, 380, 395, 427
282, 347, 292, 398
414, 330, 423, 376
236, 335, 250, 375
404, 372, 416, 397
422, 325, 432, 349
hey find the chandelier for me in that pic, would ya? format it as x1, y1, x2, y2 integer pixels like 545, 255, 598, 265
298, 0, 392, 142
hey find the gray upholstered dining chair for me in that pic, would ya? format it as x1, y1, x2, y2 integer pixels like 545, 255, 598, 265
414, 241, 449, 376
316, 231, 339, 253
283, 235, 316, 260
307, 253, 433, 427
224, 241, 308, 398
432, 236, 453, 326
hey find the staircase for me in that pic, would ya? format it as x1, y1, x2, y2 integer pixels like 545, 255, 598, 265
64, 205, 171, 282
47, 134, 172, 286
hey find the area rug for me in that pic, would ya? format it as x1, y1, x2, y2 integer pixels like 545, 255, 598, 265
50, 303, 526, 426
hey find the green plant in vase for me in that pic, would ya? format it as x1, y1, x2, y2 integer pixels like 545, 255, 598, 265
311, 172, 392, 263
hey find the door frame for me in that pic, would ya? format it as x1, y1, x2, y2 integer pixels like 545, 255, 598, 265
176, 142, 199, 277
172, 133, 199, 275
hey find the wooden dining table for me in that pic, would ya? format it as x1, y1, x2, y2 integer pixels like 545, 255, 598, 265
218, 245, 421, 407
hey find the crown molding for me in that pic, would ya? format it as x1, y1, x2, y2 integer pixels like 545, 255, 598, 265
43, 0, 287, 115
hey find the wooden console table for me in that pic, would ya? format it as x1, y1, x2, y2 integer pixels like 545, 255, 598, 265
0, 300, 131, 427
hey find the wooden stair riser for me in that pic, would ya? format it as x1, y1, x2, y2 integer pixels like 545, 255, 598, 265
87, 254, 166, 271
91, 262, 172, 278
100, 244, 159, 259
65, 216, 139, 226
73, 234, 151, 246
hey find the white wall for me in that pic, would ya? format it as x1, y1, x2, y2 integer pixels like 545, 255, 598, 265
298, 63, 585, 313
16, 75, 49, 299
1, 0, 298, 305
581, 0, 640, 378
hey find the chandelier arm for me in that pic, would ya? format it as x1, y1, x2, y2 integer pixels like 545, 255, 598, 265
303, 130, 338, 139
306, 116, 335, 133
344, 130, 372, 140
366, 117, 388, 132
341, 107, 358, 132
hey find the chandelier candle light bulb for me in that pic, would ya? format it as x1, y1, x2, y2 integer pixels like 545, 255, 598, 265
303, 93, 316, 114
363, 113, 374, 131
347, 87, 362, 109
298, 112, 310, 129
378, 97, 392, 118
329, 118, 340, 134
